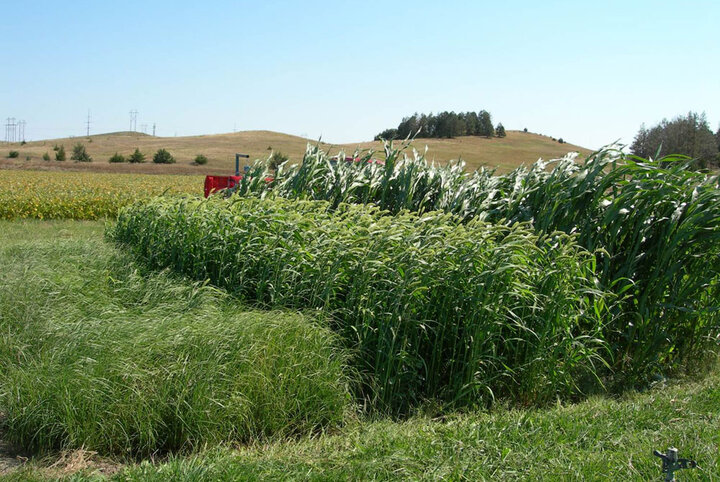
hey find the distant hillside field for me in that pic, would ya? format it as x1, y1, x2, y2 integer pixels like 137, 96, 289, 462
0, 130, 590, 175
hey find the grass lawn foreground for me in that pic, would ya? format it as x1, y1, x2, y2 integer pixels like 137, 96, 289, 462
0, 220, 718, 481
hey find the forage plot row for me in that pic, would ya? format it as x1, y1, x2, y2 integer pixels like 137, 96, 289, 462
237, 144, 720, 383
110, 196, 610, 412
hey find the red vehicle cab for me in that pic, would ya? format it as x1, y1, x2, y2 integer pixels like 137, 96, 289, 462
204, 153, 275, 198
203, 175, 243, 198
203, 174, 275, 197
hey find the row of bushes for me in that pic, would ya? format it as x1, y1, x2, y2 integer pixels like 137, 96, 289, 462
107, 148, 183, 164
13, 145, 209, 165
9, 148, 209, 164
106, 147, 178, 164
110, 196, 611, 412
31, 143, 93, 162
229, 144, 720, 385
108, 150, 208, 165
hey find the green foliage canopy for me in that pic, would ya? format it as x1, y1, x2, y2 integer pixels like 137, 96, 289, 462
631, 112, 719, 168
376, 110, 501, 140
128, 148, 146, 163
71, 143, 92, 162
152, 148, 175, 164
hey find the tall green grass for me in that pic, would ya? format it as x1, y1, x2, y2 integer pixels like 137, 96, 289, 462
110, 197, 609, 412
235, 144, 720, 383
0, 225, 350, 456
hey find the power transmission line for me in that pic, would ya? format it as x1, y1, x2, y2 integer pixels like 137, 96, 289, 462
129, 110, 138, 132
5, 117, 17, 142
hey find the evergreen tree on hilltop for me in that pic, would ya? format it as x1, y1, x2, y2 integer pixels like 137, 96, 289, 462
478, 110, 494, 137
374, 110, 503, 140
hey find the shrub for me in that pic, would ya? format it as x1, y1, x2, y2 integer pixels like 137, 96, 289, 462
128, 148, 146, 163
7, 150, 19, 158
71, 143, 92, 162
20, 140, 26, 145
42, 152, 51, 161
108, 152, 126, 163
558, 138, 565, 144
55, 145, 66, 161
193, 154, 208, 165
153, 148, 175, 164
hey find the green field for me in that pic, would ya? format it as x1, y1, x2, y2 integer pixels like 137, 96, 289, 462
1, 146, 719, 480
0, 170, 202, 220
0, 220, 717, 481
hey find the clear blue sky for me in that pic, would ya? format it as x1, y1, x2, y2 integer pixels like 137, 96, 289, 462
2, 0, 718, 149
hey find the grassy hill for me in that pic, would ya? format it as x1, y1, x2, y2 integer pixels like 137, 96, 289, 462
0, 130, 591, 175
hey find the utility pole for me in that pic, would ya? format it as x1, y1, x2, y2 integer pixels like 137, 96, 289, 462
86, 110, 92, 137
129, 110, 138, 132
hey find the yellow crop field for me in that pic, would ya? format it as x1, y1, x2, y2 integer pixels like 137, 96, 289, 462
0, 170, 203, 220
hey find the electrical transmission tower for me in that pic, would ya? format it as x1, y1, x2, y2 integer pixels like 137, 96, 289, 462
140, 123, 148, 134
18, 120, 26, 142
86, 110, 92, 137
129, 110, 138, 132
5, 118, 17, 143
152, 123, 156, 136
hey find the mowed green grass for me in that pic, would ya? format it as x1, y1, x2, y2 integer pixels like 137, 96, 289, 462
109, 372, 720, 481
1, 130, 590, 175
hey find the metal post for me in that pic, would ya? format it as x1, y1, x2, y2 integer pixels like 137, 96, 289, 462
235, 153, 249, 176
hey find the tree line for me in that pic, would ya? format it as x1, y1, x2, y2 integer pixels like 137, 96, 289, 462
375, 111, 506, 140
631, 111, 719, 169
